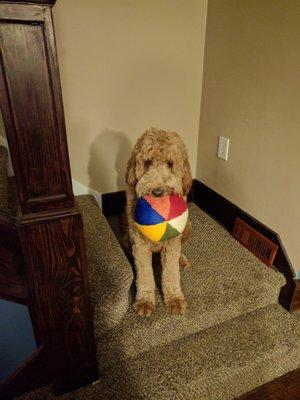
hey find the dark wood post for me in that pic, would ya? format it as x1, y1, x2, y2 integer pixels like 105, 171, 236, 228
0, 1, 99, 395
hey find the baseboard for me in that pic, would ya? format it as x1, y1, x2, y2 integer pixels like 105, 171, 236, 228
72, 179, 102, 209
192, 179, 296, 311
101, 186, 195, 217
291, 279, 300, 312
101, 180, 296, 311
0, 136, 101, 208
102, 190, 127, 216
0, 346, 50, 399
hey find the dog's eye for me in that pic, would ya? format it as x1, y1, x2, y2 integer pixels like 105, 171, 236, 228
144, 159, 152, 168
167, 160, 173, 169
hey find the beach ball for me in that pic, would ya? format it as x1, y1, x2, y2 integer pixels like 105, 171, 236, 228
134, 194, 188, 242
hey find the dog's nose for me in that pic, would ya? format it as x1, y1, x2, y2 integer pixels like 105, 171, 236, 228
151, 188, 165, 197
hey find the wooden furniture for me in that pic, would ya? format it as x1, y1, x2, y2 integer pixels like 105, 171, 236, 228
0, 0, 99, 397
291, 280, 300, 312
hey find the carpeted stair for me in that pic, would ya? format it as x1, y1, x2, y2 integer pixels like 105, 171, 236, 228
0, 145, 298, 399
77, 196, 133, 334
95, 203, 286, 364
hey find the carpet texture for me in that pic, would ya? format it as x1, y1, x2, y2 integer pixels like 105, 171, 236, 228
12, 194, 300, 400
77, 196, 133, 334
15, 305, 300, 400
97, 204, 285, 364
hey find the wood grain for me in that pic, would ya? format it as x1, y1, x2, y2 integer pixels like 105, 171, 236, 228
0, 1, 99, 396
237, 369, 300, 400
0, 3, 74, 214
0, 346, 50, 400
0, 211, 28, 302
19, 212, 99, 395
291, 279, 300, 312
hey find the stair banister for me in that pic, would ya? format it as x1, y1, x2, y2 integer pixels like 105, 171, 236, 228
0, 0, 99, 395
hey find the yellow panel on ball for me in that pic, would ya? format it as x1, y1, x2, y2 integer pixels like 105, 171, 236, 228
135, 221, 167, 242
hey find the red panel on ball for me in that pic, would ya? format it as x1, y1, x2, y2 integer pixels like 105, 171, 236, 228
167, 194, 187, 220
144, 195, 170, 220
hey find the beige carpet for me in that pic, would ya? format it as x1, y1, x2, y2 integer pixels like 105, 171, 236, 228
96, 202, 285, 364
12, 194, 300, 400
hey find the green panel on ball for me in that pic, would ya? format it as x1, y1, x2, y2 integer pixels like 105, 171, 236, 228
161, 223, 180, 241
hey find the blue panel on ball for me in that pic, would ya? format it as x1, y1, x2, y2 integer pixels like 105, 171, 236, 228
135, 198, 165, 225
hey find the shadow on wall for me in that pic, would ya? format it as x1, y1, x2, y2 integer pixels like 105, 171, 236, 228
88, 129, 132, 194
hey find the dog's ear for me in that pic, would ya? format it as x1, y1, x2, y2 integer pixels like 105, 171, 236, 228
126, 152, 137, 188
182, 158, 192, 195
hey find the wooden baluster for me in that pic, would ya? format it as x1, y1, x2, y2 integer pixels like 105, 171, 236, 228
0, 1, 99, 395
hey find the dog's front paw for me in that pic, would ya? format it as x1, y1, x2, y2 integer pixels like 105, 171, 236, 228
179, 254, 190, 269
133, 299, 155, 317
165, 296, 187, 315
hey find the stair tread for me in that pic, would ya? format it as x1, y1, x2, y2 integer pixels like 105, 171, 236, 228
15, 304, 300, 400
96, 203, 285, 363
77, 195, 134, 334
13, 198, 297, 400
95, 304, 300, 400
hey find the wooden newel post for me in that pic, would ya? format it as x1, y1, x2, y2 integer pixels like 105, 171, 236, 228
0, 0, 99, 395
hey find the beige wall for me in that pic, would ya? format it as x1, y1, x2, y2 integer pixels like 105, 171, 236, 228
197, 0, 300, 273
53, 0, 207, 194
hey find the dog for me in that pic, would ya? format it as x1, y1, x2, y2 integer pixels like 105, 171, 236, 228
125, 128, 192, 317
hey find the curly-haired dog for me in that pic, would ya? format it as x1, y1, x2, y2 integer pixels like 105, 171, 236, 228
126, 128, 192, 317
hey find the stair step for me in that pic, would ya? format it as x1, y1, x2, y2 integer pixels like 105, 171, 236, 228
77, 195, 134, 334
185, 204, 285, 291
97, 203, 285, 364
13, 199, 298, 400
95, 304, 300, 400
16, 304, 300, 400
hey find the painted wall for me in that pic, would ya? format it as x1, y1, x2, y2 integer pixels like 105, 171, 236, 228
53, 0, 208, 194
196, 0, 300, 274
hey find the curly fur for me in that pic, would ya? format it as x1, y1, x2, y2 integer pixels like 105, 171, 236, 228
126, 128, 192, 316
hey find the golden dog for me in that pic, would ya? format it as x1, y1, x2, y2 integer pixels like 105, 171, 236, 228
126, 128, 192, 317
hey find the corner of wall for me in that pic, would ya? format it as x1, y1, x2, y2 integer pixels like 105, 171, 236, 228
72, 179, 102, 209
195, 0, 209, 180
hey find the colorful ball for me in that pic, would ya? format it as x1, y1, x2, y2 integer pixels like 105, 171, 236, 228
134, 194, 188, 242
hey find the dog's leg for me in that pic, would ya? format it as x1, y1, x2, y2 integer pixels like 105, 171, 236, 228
132, 237, 155, 317
161, 237, 187, 315
179, 254, 190, 269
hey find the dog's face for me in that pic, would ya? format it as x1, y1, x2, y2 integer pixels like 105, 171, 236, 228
126, 128, 192, 198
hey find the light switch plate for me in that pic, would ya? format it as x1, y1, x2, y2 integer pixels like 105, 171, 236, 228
218, 136, 230, 160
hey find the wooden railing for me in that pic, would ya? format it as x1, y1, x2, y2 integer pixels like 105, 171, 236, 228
0, 0, 99, 397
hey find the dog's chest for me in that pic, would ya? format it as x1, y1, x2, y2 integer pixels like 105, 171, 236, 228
150, 242, 164, 253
